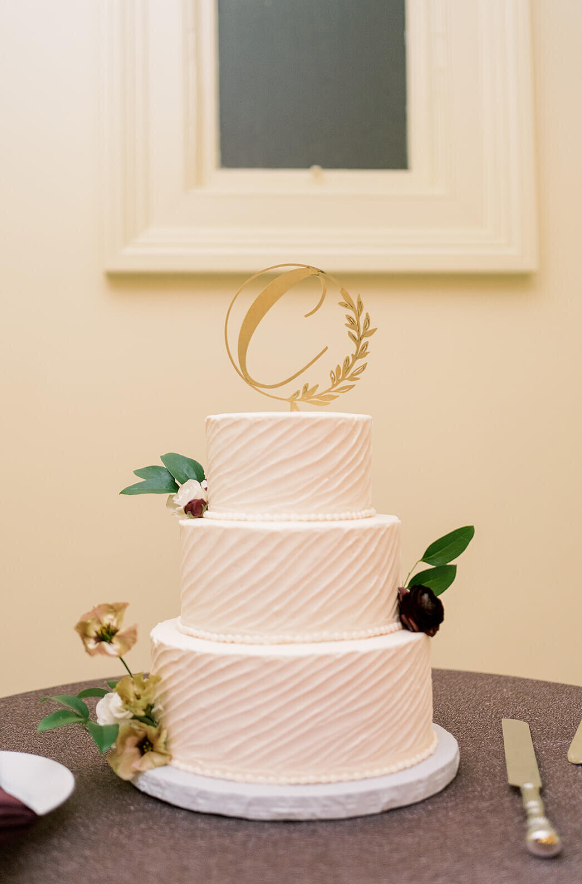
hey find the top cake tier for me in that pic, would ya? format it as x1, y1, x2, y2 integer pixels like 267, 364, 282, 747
205, 412, 373, 520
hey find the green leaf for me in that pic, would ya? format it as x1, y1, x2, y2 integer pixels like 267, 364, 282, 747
77, 688, 109, 699
421, 526, 475, 566
106, 679, 120, 689
160, 453, 205, 484
132, 466, 166, 480
41, 694, 89, 718
37, 709, 84, 732
132, 714, 158, 727
120, 465, 178, 495
86, 721, 119, 754
409, 565, 457, 596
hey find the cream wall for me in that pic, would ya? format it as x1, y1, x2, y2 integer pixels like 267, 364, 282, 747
1, 1, 581, 697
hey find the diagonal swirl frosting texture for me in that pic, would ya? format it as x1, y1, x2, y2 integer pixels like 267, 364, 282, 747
150, 410, 438, 785
205, 412, 372, 518
178, 515, 402, 643
151, 621, 436, 784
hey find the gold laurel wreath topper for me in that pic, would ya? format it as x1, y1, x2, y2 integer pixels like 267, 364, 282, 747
225, 264, 377, 411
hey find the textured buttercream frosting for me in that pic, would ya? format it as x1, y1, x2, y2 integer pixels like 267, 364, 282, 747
151, 619, 436, 785
179, 514, 402, 643
205, 412, 372, 518
151, 410, 436, 787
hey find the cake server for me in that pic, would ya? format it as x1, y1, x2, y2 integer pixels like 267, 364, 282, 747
502, 718, 562, 857
567, 719, 582, 763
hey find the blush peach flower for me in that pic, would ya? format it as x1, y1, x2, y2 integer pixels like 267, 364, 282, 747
74, 603, 138, 658
115, 673, 160, 717
108, 721, 171, 780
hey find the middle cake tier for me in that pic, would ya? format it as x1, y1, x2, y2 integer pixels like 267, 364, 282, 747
178, 514, 401, 643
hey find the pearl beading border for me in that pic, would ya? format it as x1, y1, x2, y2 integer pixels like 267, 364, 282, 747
167, 731, 438, 785
177, 618, 402, 645
203, 508, 376, 522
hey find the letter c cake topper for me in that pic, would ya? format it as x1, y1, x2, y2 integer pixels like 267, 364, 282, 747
225, 264, 377, 411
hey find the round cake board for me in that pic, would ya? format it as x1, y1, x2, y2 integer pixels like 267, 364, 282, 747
132, 725, 459, 821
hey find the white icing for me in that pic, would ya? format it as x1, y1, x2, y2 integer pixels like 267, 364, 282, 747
151, 620, 435, 785
179, 515, 402, 643
176, 620, 403, 645
203, 509, 376, 522
205, 412, 372, 517
169, 734, 438, 785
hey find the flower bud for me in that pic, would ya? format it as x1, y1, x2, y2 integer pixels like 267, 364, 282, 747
184, 498, 206, 518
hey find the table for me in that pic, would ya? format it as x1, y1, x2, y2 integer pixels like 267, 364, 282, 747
2, 670, 582, 884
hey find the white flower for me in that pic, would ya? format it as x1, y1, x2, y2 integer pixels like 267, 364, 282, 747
166, 478, 208, 517
96, 691, 134, 726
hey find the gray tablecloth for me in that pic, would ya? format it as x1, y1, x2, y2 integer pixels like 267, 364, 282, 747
2, 669, 582, 883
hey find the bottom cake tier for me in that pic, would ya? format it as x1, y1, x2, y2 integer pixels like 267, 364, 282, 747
150, 619, 436, 785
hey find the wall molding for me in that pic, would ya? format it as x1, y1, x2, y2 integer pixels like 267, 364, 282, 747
102, 0, 537, 273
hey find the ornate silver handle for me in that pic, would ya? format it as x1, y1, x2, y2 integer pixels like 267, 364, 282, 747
520, 783, 562, 857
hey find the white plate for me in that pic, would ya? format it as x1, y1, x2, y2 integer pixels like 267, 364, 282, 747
0, 752, 75, 816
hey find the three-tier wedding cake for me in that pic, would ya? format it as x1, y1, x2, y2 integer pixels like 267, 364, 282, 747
150, 411, 437, 785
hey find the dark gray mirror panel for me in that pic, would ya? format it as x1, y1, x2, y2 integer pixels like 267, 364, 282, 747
217, 0, 407, 170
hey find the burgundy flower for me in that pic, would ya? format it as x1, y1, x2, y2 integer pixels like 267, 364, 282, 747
184, 498, 207, 518
398, 586, 444, 637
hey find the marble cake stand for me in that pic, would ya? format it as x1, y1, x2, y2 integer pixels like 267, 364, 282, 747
133, 725, 459, 821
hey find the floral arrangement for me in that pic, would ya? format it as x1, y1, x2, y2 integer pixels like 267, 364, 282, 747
398, 526, 475, 636
120, 452, 207, 518
37, 603, 171, 780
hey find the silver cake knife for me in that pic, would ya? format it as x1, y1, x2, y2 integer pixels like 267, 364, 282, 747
567, 719, 582, 763
502, 718, 562, 857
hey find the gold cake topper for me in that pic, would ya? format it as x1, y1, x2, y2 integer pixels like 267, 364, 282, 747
225, 264, 376, 411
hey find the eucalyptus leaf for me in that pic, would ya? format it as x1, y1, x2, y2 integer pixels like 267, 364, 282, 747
120, 464, 178, 495
77, 688, 109, 699
160, 453, 205, 484
37, 709, 84, 732
132, 466, 167, 480
421, 526, 475, 566
41, 694, 89, 718
86, 721, 119, 754
409, 565, 457, 596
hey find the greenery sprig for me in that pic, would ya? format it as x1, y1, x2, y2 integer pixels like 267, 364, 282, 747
404, 526, 475, 595
120, 453, 205, 496
38, 684, 122, 754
